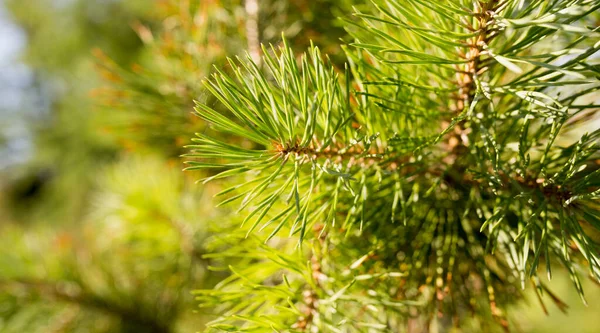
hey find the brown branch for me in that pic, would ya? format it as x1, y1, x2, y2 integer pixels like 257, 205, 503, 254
273, 140, 410, 171
292, 224, 327, 331
445, 0, 500, 164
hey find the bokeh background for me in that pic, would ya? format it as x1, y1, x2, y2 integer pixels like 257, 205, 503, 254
0, 0, 598, 332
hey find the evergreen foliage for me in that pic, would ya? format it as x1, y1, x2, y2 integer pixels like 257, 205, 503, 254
0, 0, 351, 332
0, 156, 211, 333
0, 0, 599, 332
186, 0, 600, 331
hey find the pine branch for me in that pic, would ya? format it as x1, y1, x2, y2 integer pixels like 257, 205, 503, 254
186, 0, 600, 330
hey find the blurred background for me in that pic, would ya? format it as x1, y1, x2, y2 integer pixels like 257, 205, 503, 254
0, 0, 598, 332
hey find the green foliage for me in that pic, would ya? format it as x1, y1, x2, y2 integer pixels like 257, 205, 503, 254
0, 0, 355, 332
0, 156, 211, 333
186, 0, 600, 331
2, 0, 600, 332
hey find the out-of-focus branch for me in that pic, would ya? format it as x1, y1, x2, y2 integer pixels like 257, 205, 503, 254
245, 0, 261, 65
0, 279, 172, 333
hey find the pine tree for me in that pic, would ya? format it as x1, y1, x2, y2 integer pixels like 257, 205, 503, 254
186, 0, 600, 331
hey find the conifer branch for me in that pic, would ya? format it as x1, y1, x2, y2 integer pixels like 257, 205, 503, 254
445, 0, 500, 159
186, 0, 600, 330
